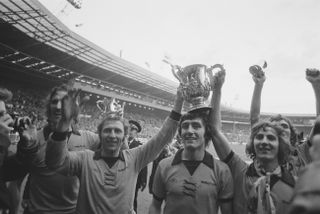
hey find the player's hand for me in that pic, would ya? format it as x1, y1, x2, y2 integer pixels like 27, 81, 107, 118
177, 84, 184, 101
212, 66, 226, 90
56, 89, 81, 132
249, 65, 266, 85
306, 68, 320, 85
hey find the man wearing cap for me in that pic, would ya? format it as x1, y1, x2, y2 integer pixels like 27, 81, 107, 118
128, 120, 148, 213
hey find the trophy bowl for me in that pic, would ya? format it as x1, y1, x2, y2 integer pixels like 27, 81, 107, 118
172, 64, 221, 111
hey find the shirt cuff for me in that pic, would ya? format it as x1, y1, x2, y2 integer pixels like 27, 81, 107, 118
153, 194, 164, 202
222, 151, 234, 163
218, 197, 233, 203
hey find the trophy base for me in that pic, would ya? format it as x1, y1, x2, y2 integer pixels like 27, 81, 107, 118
187, 94, 212, 113
188, 103, 212, 114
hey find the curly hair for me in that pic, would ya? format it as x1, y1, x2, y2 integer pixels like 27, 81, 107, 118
178, 110, 212, 147
0, 87, 12, 102
246, 120, 291, 165
269, 114, 298, 147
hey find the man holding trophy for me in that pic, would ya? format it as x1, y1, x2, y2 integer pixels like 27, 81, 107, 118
149, 63, 233, 214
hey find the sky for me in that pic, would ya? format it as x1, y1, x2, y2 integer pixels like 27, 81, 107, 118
39, 0, 320, 115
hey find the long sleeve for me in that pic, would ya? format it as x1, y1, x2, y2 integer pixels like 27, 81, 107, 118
45, 133, 84, 176
132, 116, 179, 172
2, 156, 28, 181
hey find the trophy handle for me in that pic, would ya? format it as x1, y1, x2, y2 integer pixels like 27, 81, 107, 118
96, 99, 107, 113
171, 65, 185, 83
163, 58, 184, 83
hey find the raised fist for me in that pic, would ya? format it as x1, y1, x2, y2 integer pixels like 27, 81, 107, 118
306, 68, 320, 84
249, 65, 266, 85
209, 64, 225, 90
212, 68, 226, 90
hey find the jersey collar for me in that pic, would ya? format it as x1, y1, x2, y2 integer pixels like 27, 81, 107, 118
171, 149, 214, 170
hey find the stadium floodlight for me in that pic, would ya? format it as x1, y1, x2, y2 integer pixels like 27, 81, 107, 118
66, 0, 82, 9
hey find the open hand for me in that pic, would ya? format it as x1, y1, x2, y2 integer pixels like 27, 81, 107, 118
55, 89, 82, 132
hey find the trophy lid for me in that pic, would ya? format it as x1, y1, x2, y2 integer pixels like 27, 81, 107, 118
183, 64, 207, 71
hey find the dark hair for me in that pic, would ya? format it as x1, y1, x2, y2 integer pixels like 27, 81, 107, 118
246, 120, 291, 165
0, 87, 12, 102
269, 114, 298, 147
178, 111, 212, 146
97, 115, 129, 140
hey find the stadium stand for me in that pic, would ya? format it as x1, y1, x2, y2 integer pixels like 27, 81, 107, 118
0, 0, 314, 160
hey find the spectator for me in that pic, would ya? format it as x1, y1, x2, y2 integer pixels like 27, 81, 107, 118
128, 120, 148, 213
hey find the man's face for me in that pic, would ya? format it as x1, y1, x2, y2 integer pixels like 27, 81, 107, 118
100, 120, 125, 156
274, 119, 291, 142
253, 127, 279, 162
180, 118, 206, 150
309, 134, 320, 161
0, 101, 7, 119
128, 127, 138, 140
49, 90, 67, 125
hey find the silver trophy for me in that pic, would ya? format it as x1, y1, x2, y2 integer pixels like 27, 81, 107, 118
166, 61, 224, 111
96, 97, 125, 118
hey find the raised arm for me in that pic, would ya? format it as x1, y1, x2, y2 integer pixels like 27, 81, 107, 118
210, 67, 231, 160
306, 68, 320, 116
45, 89, 84, 176
249, 65, 266, 127
133, 87, 184, 170
210, 65, 225, 130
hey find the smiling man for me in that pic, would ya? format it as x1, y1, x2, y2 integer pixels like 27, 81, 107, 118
16, 84, 101, 214
210, 69, 295, 214
149, 111, 233, 213
45, 88, 183, 214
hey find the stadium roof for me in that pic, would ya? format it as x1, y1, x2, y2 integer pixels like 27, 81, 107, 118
0, 0, 178, 101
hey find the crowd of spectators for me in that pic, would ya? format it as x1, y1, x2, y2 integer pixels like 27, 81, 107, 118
0, 81, 311, 146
